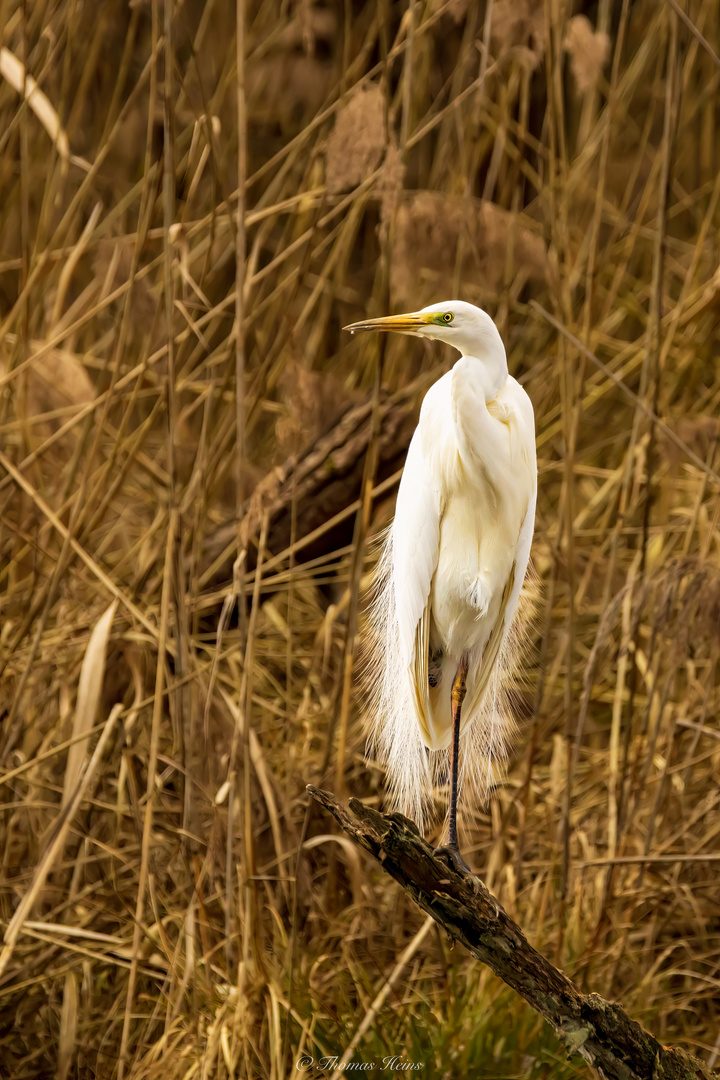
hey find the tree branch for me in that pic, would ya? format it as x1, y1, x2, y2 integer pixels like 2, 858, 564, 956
307, 786, 716, 1080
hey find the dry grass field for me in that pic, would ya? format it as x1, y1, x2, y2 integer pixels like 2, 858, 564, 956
1, 0, 719, 1077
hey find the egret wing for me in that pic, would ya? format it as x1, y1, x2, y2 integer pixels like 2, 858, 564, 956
461, 493, 536, 730
391, 427, 441, 671
364, 427, 442, 828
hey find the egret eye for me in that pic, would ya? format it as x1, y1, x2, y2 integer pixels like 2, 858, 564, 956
443, 312, 454, 323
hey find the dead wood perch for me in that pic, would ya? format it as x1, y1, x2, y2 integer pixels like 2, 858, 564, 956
307, 786, 716, 1080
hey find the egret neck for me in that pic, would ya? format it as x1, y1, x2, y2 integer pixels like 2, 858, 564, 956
446, 313, 509, 403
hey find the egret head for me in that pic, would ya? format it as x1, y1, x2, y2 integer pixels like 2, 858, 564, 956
344, 300, 504, 360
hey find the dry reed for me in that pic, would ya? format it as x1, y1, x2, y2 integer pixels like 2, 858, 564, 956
0, 1, 719, 1077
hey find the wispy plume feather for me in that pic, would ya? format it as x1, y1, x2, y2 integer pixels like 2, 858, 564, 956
361, 528, 535, 834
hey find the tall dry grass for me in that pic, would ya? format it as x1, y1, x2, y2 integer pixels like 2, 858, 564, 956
0, 0, 719, 1077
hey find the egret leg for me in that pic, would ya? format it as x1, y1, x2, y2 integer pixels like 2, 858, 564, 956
434, 652, 472, 874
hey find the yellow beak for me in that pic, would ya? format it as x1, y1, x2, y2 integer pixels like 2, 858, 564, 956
343, 311, 432, 334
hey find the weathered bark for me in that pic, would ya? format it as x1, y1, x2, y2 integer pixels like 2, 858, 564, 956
308, 786, 716, 1080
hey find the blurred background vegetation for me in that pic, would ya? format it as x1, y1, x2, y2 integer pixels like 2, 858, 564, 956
0, 0, 719, 1077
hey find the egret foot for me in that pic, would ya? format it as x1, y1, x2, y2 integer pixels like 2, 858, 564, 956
434, 842, 472, 876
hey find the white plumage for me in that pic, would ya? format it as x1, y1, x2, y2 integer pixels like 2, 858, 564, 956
346, 301, 536, 846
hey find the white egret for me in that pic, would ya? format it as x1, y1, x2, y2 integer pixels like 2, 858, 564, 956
344, 301, 536, 871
